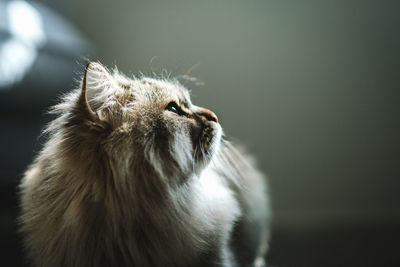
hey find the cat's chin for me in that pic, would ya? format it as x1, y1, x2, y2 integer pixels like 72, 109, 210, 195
193, 122, 222, 169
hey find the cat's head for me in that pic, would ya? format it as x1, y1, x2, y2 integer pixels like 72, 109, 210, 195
72, 62, 221, 181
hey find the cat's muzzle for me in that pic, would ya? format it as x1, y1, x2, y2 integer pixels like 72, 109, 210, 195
193, 121, 221, 163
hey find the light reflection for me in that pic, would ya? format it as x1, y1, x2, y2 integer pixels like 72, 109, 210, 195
0, 0, 46, 89
7, 0, 45, 46
0, 38, 36, 87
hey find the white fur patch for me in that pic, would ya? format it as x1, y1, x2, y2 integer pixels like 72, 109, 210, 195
197, 164, 241, 227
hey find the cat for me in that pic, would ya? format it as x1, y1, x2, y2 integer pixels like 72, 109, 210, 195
19, 62, 270, 267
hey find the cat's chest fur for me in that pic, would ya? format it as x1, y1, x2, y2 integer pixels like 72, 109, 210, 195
118, 167, 241, 266
195, 166, 241, 228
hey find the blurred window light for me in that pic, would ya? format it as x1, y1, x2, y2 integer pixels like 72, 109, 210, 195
0, 38, 36, 88
7, 0, 45, 45
0, 0, 45, 89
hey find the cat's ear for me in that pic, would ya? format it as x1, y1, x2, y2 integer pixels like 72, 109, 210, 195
80, 62, 114, 118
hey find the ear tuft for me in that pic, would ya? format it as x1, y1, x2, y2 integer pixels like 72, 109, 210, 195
81, 62, 114, 116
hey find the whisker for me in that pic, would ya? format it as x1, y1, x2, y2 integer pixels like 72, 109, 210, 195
200, 143, 206, 161
192, 145, 198, 172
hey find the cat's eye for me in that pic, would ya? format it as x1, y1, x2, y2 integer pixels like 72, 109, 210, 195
165, 102, 186, 116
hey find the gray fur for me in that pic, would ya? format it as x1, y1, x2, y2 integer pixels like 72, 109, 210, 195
19, 62, 270, 267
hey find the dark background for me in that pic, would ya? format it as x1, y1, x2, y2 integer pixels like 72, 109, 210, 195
1, 0, 399, 266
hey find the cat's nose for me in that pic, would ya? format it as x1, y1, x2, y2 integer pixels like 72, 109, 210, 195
197, 108, 218, 123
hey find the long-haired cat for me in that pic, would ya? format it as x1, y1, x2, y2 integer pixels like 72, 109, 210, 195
19, 62, 270, 267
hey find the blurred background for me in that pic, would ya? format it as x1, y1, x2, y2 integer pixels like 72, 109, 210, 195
1, 0, 399, 266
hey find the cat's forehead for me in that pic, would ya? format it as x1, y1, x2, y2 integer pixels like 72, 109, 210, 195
110, 72, 192, 107
141, 78, 189, 99
128, 77, 191, 105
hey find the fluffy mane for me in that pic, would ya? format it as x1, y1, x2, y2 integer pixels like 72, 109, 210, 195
19, 62, 270, 267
